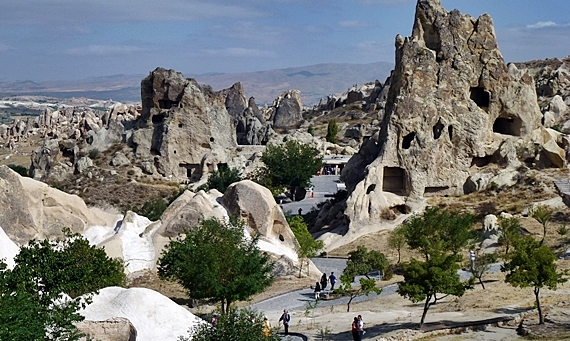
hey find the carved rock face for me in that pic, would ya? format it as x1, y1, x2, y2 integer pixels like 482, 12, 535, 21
133, 67, 237, 181
342, 0, 543, 226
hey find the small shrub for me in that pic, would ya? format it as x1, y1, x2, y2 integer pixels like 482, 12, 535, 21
308, 126, 314, 136
88, 149, 101, 159
557, 225, 568, 236
136, 196, 167, 221
380, 207, 397, 220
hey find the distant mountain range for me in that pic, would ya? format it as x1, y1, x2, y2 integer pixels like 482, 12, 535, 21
0, 62, 394, 106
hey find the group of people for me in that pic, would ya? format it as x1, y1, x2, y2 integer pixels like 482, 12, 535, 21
351, 315, 365, 341
314, 272, 337, 300
262, 309, 291, 336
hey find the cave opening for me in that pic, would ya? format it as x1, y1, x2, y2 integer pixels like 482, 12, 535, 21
493, 116, 522, 136
402, 132, 416, 149
433, 119, 444, 140
382, 167, 406, 194
470, 87, 490, 108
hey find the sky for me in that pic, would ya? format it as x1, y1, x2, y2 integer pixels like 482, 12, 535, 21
0, 0, 569, 81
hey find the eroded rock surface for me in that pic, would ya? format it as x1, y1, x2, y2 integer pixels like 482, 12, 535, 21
342, 0, 546, 227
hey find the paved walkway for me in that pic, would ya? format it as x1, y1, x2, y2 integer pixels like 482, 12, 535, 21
252, 260, 502, 316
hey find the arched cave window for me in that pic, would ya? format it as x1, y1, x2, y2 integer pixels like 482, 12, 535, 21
366, 184, 376, 194
470, 87, 490, 108
152, 114, 165, 124
493, 116, 522, 136
433, 119, 444, 140
402, 132, 416, 149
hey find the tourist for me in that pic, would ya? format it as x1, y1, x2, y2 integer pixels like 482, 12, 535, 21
262, 316, 271, 337
357, 314, 365, 339
320, 273, 328, 291
279, 309, 291, 335
329, 272, 337, 291
314, 281, 321, 300
351, 316, 359, 341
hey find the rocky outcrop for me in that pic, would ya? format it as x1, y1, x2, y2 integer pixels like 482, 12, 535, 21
271, 90, 303, 128
77, 317, 137, 341
158, 189, 227, 237
516, 57, 570, 131
80, 287, 204, 341
131, 68, 236, 182
0, 165, 121, 245
222, 83, 274, 145
222, 180, 299, 260
342, 0, 545, 227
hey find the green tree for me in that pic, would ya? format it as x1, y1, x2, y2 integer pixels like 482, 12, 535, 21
8, 228, 126, 301
258, 140, 323, 201
388, 225, 407, 264
529, 204, 554, 244
325, 120, 339, 143
497, 216, 522, 257
203, 165, 242, 193
0, 229, 124, 341
338, 246, 387, 312
501, 235, 567, 324
287, 215, 323, 277
470, 252, 497, 289
158, 217, 274, 314
181, 307, 280, 341
398, 207, 475, 328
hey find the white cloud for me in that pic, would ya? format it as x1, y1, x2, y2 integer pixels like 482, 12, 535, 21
202, 47, 274, 58
65, 45, 145, 56
526, 21, 570, 30
0, 43, 16, 52
339, 20, 369, 28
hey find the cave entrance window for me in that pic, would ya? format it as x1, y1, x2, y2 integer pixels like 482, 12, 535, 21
423, 186, 449, 197
493, 116, 522, 136
158, 99, 179, 109
448, 125, 453, 141
470, 87, 490, 108
179, 163, 201, 182
366, 184, 376, 194
433, 119, 444, 140
471, 156, 494, 167
382, 167, 405, 194
152, 114, 165, 124
402, 132, 416, 149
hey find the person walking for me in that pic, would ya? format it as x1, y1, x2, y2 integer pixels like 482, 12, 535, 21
279, 309, 291, 335
357, 314, 365, 339
329, 272, 337, 291
320, 273, 328, 291
314, 281, 321, 300
262, 317, 271, 337
351, 316, 359, 341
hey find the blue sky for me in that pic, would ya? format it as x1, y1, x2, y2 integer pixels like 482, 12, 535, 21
0, 0, 569, 81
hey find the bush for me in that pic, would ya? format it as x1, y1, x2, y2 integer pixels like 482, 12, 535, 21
136, 196, 168, 221
7, 164, 28, 177
204, 165, 241, 193
88, 149, 101, 159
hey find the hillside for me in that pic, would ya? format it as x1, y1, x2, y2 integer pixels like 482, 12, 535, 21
0, 62, 393, 106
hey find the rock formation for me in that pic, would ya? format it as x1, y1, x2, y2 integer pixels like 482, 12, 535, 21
270, 90, 303, 128
76, 317, 137, 341
341, 0, 549, 227
0, 165, 121, 245
131, 68, 236, 181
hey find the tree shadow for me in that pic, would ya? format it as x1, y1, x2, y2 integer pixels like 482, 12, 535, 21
494, 307, 530, 315
321, 321, 419, 341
